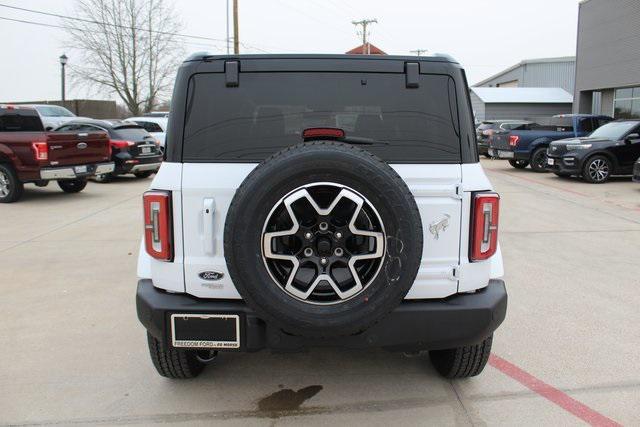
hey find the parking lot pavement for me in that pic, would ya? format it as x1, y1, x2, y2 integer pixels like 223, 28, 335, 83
1, 166, 639, 426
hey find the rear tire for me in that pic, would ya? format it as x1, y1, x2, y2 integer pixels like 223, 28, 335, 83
530, 147, 548, 173
58, 179, 87, 193
0, 163, 24, 203
146, 333, 207, 379
134, 171, 154, 179
429, 335, 493, 379
508, 159, 528, 169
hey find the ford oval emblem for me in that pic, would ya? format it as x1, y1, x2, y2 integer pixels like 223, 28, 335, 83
77, 142, 88, 149
199, 271, 224, 281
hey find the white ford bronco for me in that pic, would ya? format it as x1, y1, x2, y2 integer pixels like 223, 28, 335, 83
136, 54, 507, 379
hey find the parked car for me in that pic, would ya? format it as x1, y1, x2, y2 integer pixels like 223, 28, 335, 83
0, 105, 113, 203
125, 116, 167, 148
476, 120, 535, 157
633, 157, 640, 183
546, 120, 640, 183
488, 114, 613, 172
136, 54, 507, 380
25, 104, 80, 131
54, 119, 162, 182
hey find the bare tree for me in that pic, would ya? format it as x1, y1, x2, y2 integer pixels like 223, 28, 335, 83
64, 0, 183, 115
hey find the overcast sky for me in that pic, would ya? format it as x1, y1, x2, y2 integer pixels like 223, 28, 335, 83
0, 0, 581, 102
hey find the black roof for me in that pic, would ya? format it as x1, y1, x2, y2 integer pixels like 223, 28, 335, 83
184, 52, 458, 64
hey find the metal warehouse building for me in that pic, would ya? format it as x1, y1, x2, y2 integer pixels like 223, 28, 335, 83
474, 56, 576, 93
574, 0, 640, 118
469, 87, 573, 122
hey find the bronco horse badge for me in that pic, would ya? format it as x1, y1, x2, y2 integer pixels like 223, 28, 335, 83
429, 214, 450, 240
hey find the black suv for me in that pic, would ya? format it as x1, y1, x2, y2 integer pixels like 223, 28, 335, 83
546, 120, 640, 183
55, 119, 162, 182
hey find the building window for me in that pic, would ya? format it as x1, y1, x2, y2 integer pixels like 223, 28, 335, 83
613, 87, 640, 119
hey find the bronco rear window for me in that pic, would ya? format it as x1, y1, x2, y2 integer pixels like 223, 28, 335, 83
182, 72, 461, 163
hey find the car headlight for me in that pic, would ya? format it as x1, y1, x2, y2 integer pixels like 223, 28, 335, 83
565, 144, 592, 150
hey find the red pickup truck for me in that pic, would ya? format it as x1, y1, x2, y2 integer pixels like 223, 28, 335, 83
0, 105, 114, 203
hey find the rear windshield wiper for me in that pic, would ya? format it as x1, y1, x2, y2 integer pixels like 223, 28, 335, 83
338, 136, 388, 145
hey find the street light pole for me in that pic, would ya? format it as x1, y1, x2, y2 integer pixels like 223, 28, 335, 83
59, 54, 68, 102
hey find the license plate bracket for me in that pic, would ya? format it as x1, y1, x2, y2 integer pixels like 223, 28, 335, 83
171, 314, 240, 349
75, 165, 88, 174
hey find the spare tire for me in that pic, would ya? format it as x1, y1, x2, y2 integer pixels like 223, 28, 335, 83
224, 141, 423, 337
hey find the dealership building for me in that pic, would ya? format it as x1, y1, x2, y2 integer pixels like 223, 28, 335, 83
574, 0, 640, 118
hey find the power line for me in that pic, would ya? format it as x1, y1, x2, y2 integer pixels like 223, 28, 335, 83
0, 3, 227, 42
0, 16, 226, 51
0, 2, 268, 52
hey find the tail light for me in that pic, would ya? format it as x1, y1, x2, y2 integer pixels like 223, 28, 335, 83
143, 191, 173, 261
508, 135, 520, 147
110, 140, 135, 149
31, 142, 49, 161
470, 192, 500, 261
302, 127, 345, 140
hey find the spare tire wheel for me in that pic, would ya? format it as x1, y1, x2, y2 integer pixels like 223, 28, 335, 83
224, 142, 423, 337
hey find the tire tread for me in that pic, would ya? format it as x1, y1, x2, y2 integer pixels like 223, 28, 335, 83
430, 335, 493, 379
146, 333, 204, 379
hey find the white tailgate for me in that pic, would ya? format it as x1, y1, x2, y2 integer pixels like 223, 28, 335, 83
181, 163, 463, 299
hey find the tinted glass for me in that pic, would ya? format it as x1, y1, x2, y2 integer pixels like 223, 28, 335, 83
615, 88, 634, 99
535, 117, 573, 131
0, 109, 44, 131
34, 105, 75, 117
113, 126, 152, 141
578, 118, 594, 133
135, 120, 164, 133
183, 72, 461, 163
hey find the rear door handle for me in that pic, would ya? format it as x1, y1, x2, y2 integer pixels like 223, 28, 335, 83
202, 198, 215, 254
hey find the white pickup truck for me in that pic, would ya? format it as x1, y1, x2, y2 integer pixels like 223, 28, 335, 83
136, 54, 507, 379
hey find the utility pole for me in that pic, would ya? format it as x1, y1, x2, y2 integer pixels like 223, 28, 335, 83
352, 19, 377, 54
226, 0, 230, 54
233, 0, 239, 54
410, 49, 428, 56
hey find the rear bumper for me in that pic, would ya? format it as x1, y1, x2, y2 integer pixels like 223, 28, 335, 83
40, 162, 115, 180
114, 155, 162, 175
136, 279, 508, 352
487, 148, 515, 159
131, 162, 161, 173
